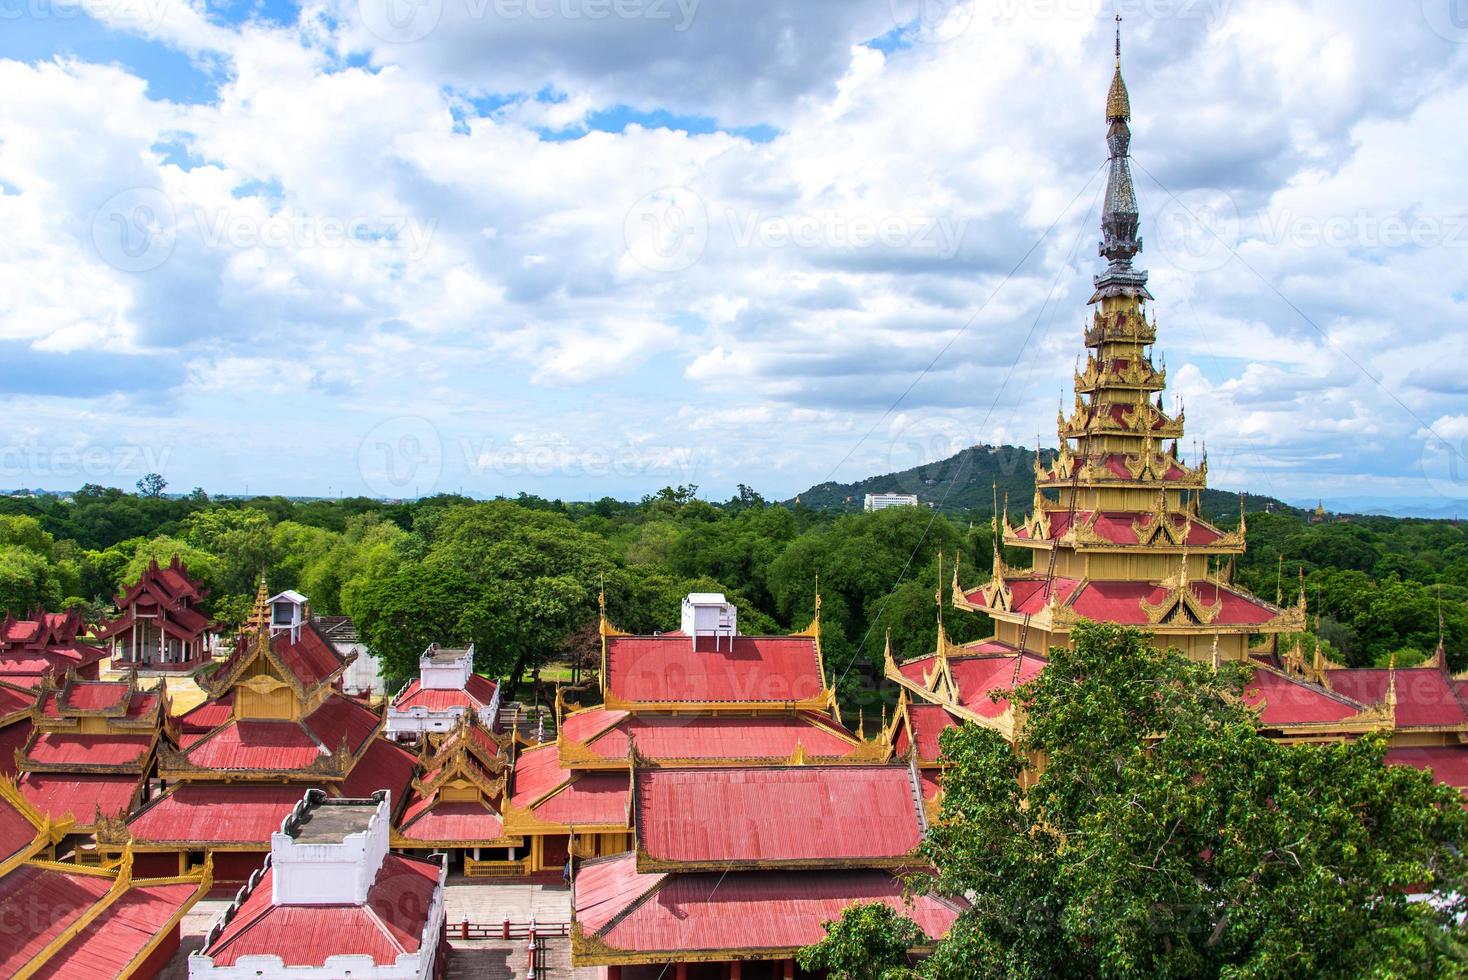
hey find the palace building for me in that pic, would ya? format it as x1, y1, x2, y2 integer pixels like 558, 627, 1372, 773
568, 592, 957, 975
14, 671, 167, 844
96, 557, 217, 671
0, 608, 107, 687
386, 643, 501, 742
888, 29, 1468, 801
110, 584, 418, 881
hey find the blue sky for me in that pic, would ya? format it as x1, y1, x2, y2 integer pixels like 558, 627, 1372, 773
3, 1, 1468, 515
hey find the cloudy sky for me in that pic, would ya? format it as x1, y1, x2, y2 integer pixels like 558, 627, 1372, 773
3, 0, 1467, 512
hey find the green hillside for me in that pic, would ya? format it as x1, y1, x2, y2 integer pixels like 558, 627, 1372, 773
787, 444, 1296, 522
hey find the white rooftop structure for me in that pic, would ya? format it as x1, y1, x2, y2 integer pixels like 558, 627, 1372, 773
267, 589, 309, 641
681, 592, 737, 650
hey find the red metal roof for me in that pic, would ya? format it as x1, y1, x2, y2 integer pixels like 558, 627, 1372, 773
17, 772, 142, 824
182, 720, 328, 770
0, 785, 41, 865
399, 799, 505, 842
29, 880, 200, 980
202, 855, 440, 967
127, 784, 306, 844
1014, 510, 1225, 547
512, 744, 628, 827
338, 737, 418, 804
898, 653, 1046, 718
271, 623, 347, 691
391, 675, 498, 712
565, 710, 858, 763
58, 681, 130, 711
176, 693, 233, 732
1385, 745, 1468, 796
25, 733, 152, 768
304, 695, 381, 754
0, 865, 113, 974
635, 766, 922, 867
606, 634, 825, 703
575, 854, 960, 955
0, 681, 34, 719
902, 703, 961, 763
1242, 669, 1366, 726
0, 718, 34, 777
1326, 668, 1468, 728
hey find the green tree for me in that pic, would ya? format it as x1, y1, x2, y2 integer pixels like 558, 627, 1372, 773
798, 902, 923, 980
815, 622, 1468, 979
135, 473, 168, 497
0, 546, 64, 614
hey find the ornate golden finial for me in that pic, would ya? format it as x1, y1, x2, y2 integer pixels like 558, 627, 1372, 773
1275, 555, 1284, 605
1210, 633, 1220, 672
598, 573, 606, 615
856, 708, 865, 740
1297, 567, 1308, 612
1107, 13, 1131, 121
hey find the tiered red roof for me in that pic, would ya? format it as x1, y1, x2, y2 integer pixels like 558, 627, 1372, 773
574, 854, 960, 959
559, 707, 860, 766
397, 718, 511, 844
339, 737, 419, 804
0, 609, 106, 685
634, 766, 923, 869
605, 633, 825, 704
1242, 669, 1370, 727
895, 702, 962, 764
95, 556, 214, 647
168, 694, 380, 774
28, 880, 201, 980
199, 854, 441, 968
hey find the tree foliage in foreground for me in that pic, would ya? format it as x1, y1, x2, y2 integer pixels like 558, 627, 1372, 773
804, 622, 1468, 979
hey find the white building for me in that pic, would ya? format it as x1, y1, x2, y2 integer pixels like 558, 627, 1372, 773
863, 492, 921, 511
385, 643, 501, 741
189, 790, 448, 980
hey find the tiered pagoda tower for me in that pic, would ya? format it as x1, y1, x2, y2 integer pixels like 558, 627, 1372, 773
954, 27, 1303, 664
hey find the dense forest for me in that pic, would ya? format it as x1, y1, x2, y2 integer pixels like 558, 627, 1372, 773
0, 478, 1464, 708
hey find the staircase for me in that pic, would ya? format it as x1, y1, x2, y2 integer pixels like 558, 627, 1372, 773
497, 703, 556, 742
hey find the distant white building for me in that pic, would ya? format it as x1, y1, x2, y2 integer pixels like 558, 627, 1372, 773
864, 492, 920, 511
189, 790, 448, 980
385, 643, 500, 741
680, 592, 737, 651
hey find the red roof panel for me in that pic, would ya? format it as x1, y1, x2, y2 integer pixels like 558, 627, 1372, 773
25, 733, 152, 768
182, 720, 326, 771
0, 865, 113, 974
575, 855, 959, 955
1385, 745, 1468, 796
400, 800, 505, 842
575, 712, 856, 763
0, 784, 40, 865
338, 737, 418, 804
1326, 668, 1468, 728
128, 784, 305, 844
304, 695, 381, 755
391, 676, 497, 712
512, 745, 628, 827
1242, 669, 1366, 726
605, 634, 824, 703
29, 880, 200, 980
635, 766, 922, 866
17, 773, 141, 823
0, 718, 34, 776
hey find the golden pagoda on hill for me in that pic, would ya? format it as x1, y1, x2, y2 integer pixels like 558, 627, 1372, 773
951, 25, 1303, 666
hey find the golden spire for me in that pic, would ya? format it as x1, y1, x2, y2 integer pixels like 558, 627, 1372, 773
245, 572, 270, 633
1106, 13, 1131, 121
1210, 633, 1220, 672
1386, 653, 1398, 716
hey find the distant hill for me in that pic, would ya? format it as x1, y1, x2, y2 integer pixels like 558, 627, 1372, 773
787, 444, 1297, 522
